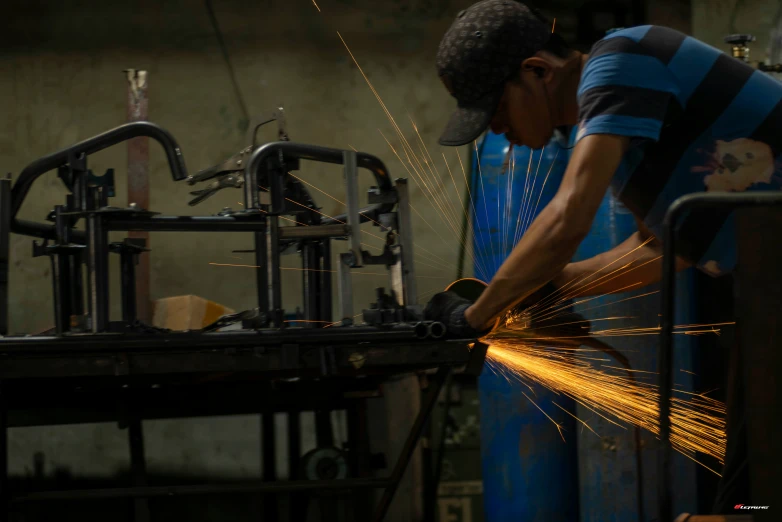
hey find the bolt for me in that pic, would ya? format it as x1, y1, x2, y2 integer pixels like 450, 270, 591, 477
236, 159, 242, 166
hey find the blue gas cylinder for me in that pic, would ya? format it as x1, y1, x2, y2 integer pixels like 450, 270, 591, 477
472, 131, 580, 522
567, 128, 699, 521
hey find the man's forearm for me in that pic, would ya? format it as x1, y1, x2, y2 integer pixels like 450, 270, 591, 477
464, 201, 587, 329
552, 231, 691, 297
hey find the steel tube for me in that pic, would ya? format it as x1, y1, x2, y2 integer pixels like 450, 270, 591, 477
394, 179, 417, 306
658, 191, 782, 522
10, 122, 187, 239
11, 478, 394, 502
343, 151, 363, 264
413, 322, 429, 339
244, 142, 395, 224
279, 224, 350, 239
428, 322, 445, 340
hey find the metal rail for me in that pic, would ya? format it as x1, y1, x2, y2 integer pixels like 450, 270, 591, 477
10, 122, 188, 240
658, 191, 782, 522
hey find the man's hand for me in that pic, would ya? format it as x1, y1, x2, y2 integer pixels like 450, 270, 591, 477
424, 291, 493, 338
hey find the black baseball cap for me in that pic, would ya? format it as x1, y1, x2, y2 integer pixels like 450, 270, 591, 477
436, 0, 552, 146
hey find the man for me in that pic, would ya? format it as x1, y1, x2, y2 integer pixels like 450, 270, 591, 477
424, 0, 782, 516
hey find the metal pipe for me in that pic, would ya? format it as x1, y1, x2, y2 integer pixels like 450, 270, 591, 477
126, 69, 152, 325
268, 215, 283, 327
338, 253, 354, 325
320, 240, 333, 323
428, 322, 445, 340
10, 122, 187, 239
658, 191, 782, 522
107, 216, 271, 232
86, 187, 110, 333
302, 242, 319, 325
279, 224, 349, 239
120, 249, 138, 323
0, 324, 438, 354
244, 142, 395, 224
343, 151, 363, 265
11, 478, 395, 502
395, 178, 416, 306
414, 322, 429, 339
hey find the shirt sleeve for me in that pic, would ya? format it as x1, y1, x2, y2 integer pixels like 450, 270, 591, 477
576, 36, 680, 143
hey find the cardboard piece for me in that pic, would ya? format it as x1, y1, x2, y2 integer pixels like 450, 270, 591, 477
152, 295, 234, 331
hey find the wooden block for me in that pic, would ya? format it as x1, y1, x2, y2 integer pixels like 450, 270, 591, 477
152, 295, 234, 331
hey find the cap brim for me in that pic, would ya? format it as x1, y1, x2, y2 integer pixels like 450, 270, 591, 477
438, 89, 502, 147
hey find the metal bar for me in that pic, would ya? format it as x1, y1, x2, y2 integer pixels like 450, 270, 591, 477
69, 252, 85, 320
86, 187, 110, 333
338, 253, 353, 324
320, 240, 333, 323
245, 142, 394, 226
0, 324, 447, 353
268, 216, 283, 327
255, 228, 268, 313
302, 243, 318, 324
10, 122, 187, 240
12, 478, 395, 502
0, 177, 11, 336
54, 253, 71, 334
394, 178, 416, 306
279, 224, 350, 239
120, 250, 138, 323
126, 69, 151, 324
108, 216, 269, 232
372, 366, 450, 522
659, 191, 782, 522
343, 151, 363, 265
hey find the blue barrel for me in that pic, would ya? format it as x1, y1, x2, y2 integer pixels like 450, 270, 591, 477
568, 128, 699, 521
472, 131, 580, 521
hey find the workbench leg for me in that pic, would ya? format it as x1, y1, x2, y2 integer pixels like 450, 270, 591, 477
128, 419, 150, 522
372, 367, 450, 522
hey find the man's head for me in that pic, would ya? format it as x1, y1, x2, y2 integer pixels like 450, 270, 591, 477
436, 0, 577, 149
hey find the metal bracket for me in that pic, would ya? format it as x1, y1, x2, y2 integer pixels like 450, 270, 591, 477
343, 151, 363, 266
338, 253, 354, 325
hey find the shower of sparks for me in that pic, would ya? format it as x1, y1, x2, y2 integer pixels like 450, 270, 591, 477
552, 18, 556, 32
482, 330, 726, 469
312, 0, 321, 12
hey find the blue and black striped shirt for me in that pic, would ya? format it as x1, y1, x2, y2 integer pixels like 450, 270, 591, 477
576, 25, 782, 276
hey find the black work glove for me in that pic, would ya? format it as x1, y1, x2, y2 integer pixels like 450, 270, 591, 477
424, 291, 492, 339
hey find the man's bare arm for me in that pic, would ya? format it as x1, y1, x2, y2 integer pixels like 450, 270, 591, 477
551, 221, 692, 298
464, 134, 629, 330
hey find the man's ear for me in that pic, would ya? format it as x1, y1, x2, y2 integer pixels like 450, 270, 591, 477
521, 56, 554, 81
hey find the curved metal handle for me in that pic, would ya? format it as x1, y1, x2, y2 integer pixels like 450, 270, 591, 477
10, 121, 188, 239
244, 141, 395, 225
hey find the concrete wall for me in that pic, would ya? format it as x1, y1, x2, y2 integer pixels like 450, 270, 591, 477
693, 0, 782, 61
0, 0, 476, 493
0, 0, 477, 336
